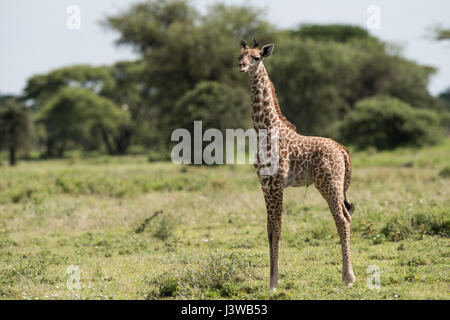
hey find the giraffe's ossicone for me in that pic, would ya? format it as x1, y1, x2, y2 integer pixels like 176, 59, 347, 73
238, 39, 356, 290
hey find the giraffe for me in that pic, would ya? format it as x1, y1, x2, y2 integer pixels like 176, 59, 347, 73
237, 39, 356, 290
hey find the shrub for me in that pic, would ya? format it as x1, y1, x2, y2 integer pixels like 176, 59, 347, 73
339, 95, 443, 150
381, 219, 411, 241
184, 252, 252, 297
152, 275, 179, 297
152, 215, 176, 241
439, 166, 450, 178
378, 213, 449, 242
411, 213, 449, 237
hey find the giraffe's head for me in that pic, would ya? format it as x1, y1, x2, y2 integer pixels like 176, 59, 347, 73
237, 39, 274, 73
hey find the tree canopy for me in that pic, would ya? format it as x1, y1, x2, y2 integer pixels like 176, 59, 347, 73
173, 81, 250, 131
38, 87, 129, 156
270, 29, 438, 137
292, 24, 379, 43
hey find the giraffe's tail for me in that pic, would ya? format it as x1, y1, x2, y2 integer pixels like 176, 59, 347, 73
344, 199, 355, 215
342, 200, 352, 223
340, 144, 355, 216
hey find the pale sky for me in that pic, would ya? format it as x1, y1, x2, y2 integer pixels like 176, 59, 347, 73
1, 0, 449, 96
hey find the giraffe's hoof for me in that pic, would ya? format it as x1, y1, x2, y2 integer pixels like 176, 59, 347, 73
269, 281, 279, 292
268, 275, 280, 292
345, 281, 354, 287
343, 273, 355, 287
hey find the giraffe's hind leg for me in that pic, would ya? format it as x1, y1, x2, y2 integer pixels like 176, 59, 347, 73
316, 184, 355, 286
335, 198, 355, 286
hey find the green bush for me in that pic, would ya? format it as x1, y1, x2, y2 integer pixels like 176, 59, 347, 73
153, 275, 179, 297
439, 166, 450, 178
381, 219, 411, 241
378, 213, 449, 242
410, 213, 449, 237
184, 252, 252, 296
152, 215, 176, 241
339, 95, 443, 150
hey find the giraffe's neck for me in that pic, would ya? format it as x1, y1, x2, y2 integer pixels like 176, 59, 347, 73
249, 64, 282, 132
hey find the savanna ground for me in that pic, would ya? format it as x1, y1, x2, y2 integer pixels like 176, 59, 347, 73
0, 141, 449, 300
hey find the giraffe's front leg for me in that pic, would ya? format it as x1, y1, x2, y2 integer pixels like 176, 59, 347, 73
263, 186, 283, 291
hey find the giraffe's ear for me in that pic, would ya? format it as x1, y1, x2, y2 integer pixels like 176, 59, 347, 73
260, 44, 274, 58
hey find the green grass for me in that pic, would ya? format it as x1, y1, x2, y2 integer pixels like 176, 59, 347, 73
0, 141, 449, 299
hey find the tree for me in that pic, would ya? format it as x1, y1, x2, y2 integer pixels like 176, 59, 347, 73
105, 0, 196, 50
172, 81, 250, 163
0, 99, 34, 166
439, 88, 450, 110
269, 37, 363, 136
269, 27, 438, 137
103, 60, 151, 152
105, 0, 277, 146
292, 24, 379, 43
24, 63, 148, 153
339, 96, 443, 150
173, 81, 250, 131
38, 87, 130, 156
24, 65, 115, 109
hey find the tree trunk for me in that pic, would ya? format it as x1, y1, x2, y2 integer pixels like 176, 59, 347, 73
114, 127, 132, 155
46, 139, 56, 158
56, 146, 65, 158
9, 145, 16, 166
100, 127, 115, 155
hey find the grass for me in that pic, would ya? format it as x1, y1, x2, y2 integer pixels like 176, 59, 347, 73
0, 141, 449, 299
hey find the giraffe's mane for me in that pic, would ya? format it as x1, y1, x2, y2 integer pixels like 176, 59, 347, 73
268, 80, 297, 131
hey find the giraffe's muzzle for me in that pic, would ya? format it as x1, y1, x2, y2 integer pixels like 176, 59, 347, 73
238, 63, 248, 72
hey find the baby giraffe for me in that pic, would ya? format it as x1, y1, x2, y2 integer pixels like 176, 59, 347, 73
237, 39, 356, 290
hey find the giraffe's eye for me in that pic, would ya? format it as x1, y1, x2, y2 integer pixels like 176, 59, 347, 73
253, 56, 260, 61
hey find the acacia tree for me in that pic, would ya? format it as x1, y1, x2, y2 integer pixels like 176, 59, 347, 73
270, 25, 438, 137
173, 81, 250, 130
38, 87, 130, 156
0, 99, 34, 166
24, 63, 146, 153
172, 81, 250, 164
105, 0, 276, 145
24, 65, 115, 109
